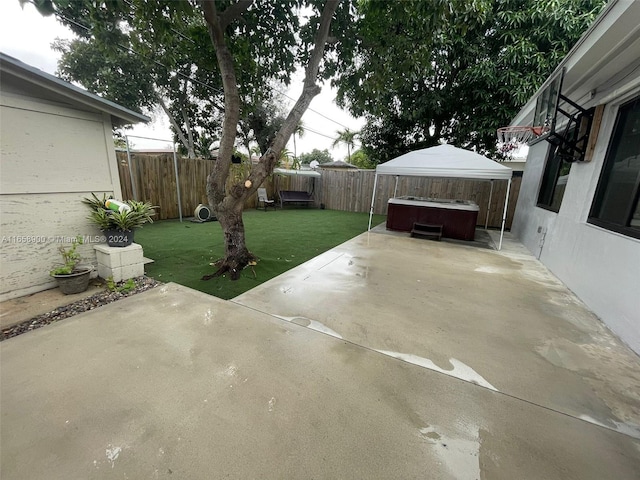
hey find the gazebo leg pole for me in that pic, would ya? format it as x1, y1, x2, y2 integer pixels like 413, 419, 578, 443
485, 180, 493, 230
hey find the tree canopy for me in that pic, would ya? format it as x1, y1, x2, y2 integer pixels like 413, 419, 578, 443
348, 149, 374, 169
337, 0, 606, 163
31, 0, 351, 279
44, 0, 315, 159
298, 148, 334, 165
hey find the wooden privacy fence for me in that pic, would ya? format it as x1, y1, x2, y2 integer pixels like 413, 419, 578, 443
116, 152, 275, 220
116, 152, 521, 228
287, 169, 521, 229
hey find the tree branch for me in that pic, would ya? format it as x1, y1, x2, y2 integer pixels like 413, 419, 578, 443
219, 0, 253, 30
280, 0, 339, 146
179, 104, 196, 158
201, 0, 243, 205
178, 79, 196, 158
246, 0, 340, 192
157, 94, 191, 157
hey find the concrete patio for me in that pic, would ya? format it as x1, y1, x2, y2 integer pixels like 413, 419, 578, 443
2, 228, 640, 479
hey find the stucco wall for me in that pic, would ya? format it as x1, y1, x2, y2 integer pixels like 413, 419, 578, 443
512, 93, 640, 354
511, 141, 556, 258
0, 90, 123, 301
0, 193, 106, 299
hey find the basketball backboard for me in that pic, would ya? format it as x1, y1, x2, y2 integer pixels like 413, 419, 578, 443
532, 68, 565, 139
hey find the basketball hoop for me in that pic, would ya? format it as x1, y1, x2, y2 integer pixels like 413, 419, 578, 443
497, 126, 546, 155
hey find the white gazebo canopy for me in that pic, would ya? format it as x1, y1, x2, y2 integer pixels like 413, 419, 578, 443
368, 145, 513, 249
376, 144, 512, 179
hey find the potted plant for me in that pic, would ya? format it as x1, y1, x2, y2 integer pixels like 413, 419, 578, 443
83, 194, 157, 247
50, 236, 92, 294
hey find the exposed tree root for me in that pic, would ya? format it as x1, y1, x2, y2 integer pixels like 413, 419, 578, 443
201, 253, 258, 281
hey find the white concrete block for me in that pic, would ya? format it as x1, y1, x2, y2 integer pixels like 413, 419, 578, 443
121, 263, 144, 281
97, 263, 144, 283
120, 246, 144, 267
94, 243, 143, 268
95, 249, 121, 269
97, 264, 113, 281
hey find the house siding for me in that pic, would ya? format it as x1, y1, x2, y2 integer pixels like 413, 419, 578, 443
0, 90, 121, 301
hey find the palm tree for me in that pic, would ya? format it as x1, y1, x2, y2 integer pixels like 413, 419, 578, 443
292, 122, 305, 163
278, 148, 293, 168
332, 128, 358, 163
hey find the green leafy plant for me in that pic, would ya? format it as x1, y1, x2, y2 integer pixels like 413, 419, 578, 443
106, 276, 136, 293
82, 192, 113, 211
83, 194, 157, 232
50, 236, 85, 276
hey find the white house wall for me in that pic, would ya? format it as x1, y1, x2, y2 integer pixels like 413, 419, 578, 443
1, 94, 119, 194
513, 92, 640, 354
511, 141, 556, 258
0, 90, 121, 301
541, 217, 640, 353
0, 193, 104, 300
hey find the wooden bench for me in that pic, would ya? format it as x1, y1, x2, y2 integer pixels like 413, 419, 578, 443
279, 190, 314, 208
410, 223, 443, 241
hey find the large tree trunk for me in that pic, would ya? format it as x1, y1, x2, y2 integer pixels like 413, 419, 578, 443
201, 0, 339, 280
201, 0, 248, 279
203, 201, 252, 280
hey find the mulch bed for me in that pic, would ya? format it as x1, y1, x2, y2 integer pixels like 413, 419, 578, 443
1, 277, 160, 341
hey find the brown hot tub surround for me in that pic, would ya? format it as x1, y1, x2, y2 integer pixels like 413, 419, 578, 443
386, 196, 479, 241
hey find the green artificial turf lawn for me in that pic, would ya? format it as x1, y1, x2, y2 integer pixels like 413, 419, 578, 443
136, 209, 386, 299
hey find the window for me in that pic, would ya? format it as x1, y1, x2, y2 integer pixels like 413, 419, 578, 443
589, 96, 640, 239
537, 143, 572, 212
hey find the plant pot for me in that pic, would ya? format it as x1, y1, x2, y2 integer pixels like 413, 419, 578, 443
104, 229, 134, 247
53, 268, 92, 295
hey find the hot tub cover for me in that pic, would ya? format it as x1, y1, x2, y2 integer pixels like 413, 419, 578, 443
376, 145, 512, 180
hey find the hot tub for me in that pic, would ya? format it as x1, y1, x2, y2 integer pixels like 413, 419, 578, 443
386, 196, 479, 240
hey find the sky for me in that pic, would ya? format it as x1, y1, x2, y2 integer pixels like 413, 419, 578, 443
0, 1, 365, 161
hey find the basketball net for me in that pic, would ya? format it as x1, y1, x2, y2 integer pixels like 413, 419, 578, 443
496, 126, 545, 156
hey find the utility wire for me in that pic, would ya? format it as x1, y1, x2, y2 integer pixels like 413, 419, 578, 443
54, 7, 356, 133
303, 125, 338, 140
57, 8, 361, 150
303, 124, 361, 147
271, 86, 352, 130
55, 11, 227, 99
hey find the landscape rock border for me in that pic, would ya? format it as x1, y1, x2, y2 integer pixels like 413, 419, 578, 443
1, 277, 160, 341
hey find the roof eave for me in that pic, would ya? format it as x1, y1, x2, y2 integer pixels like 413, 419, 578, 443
0, 53, 150, 126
